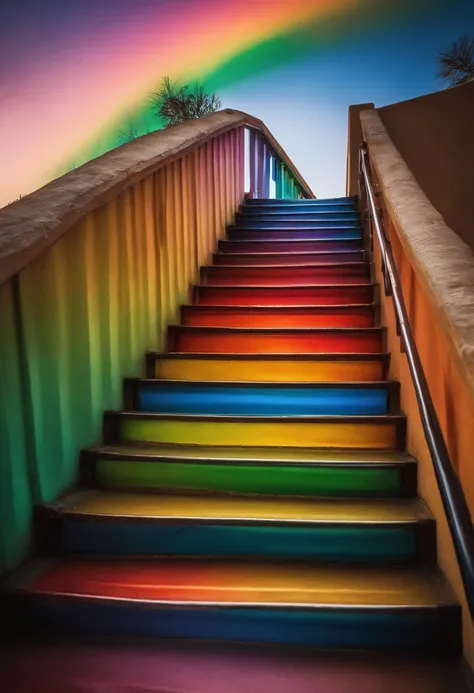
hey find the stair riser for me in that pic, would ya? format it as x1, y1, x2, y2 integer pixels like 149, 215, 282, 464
93, 458, 412, 498
235, 214, 360, 224
135, 384, 392, 417
57, 522, 429, 563
181, 307, 375, 329
213, 252, 365, 266
241, 204, 357, 214
21, 600, 461, 653
218, 240, 363, 253
201, 266, 370, 286
245, 197, 355, 206
195, 286, 373, 306
227, 229, 362, 240
111, 418, 404, 450
168, 331, 384, 354
153, 358, 387, 382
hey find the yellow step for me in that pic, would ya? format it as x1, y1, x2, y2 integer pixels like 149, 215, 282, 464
152, 354, 387, 382
53, 491, 430, 524
110, 413, 405, 450
92, 442, 412, 464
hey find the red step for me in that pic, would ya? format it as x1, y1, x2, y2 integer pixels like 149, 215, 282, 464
194, 285, 374, 306
212, 251, 365, 266
180, 305, 375, 328
167, 325, 384, 354
201, 264, 370, 286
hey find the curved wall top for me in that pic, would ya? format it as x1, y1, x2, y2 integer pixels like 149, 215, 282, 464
0, 109, 314, 288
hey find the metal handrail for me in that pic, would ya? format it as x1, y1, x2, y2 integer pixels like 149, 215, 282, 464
359, 144, 474, 618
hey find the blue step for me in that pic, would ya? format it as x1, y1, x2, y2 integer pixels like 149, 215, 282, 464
129, 380, 394, 416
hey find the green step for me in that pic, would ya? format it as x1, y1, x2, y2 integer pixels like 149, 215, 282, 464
82, 445, 417, 498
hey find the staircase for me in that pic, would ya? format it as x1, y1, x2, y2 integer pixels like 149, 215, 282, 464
9, 196, 461, 653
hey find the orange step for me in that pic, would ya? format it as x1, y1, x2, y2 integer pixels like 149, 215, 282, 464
167, 326, 384, 354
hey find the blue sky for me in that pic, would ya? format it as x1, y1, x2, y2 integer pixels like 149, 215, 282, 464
218, 0, 474, 197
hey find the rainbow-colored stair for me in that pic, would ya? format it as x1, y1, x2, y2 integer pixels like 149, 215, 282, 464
7, 196, 461, 653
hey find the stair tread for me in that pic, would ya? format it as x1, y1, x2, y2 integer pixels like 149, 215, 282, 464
48, 490, 430, 523
90, 443, 414, 464
238, 214, 359, 218
214, 251, 363, 256
171, 325, 384, 333
219, 240, 363, 246
230, 222, 360, 226
239, 209, 358, 213
183, 304, 375, 311
18, 559, 457, 607
115, 412, 404, 421
247, 197, 354, 203
229, 234, 362, 238
221, 237, 360, 241
135, 379, 395, 388
204, 263, 368, 269
154, 352, 390, 361
197, 283, 373, 289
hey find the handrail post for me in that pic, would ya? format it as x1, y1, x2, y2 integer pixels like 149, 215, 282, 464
359, 143, 474, 618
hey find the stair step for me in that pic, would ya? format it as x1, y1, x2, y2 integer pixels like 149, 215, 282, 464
245, 196, 356, 206
180, 305, 375, 328
218, 239, 364, 253
104, 412, 406, 450
235, 212, 360, 223
49, 491, 428, 524
8, 560, 460, 651
125, 379, 399, 417
241, 203, 356, 214
39, 492, 434, 563
149, 352, 389, 382
201, 264, 370, 286
167, 325, 385, 354
227, 228, 362, 240
194, 284, 374, 306
213, 251, 366, 266
82, 444, 417, 498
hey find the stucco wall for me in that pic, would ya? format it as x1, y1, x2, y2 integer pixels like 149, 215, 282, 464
361, 107, 474, 667
377, 81, 474, 252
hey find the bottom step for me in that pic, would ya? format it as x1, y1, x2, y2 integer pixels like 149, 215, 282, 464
1, 641, 470, 693
8, 559, 460, 653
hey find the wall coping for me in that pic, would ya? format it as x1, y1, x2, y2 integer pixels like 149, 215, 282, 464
361, 108, 474, 399
0, 110, 314, 287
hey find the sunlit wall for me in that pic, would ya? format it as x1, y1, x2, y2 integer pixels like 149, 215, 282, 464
1, 0, 473, 207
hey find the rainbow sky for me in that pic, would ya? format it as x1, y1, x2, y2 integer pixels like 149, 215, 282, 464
1, 0, 473, 206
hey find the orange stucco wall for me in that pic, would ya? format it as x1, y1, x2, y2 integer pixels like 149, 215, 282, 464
370, 181, 474, 666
